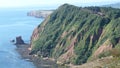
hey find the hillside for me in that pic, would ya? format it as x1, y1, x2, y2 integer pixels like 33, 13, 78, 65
30, 4, 120, 67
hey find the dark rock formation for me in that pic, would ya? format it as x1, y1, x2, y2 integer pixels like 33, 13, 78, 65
15, 36, 25, 45
10, 39, 15, 43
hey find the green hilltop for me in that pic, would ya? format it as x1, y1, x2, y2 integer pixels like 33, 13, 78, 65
30, 4, 120, 67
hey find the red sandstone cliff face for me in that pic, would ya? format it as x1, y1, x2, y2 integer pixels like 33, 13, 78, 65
30, 20, 119, 65
30, 17, 49, 49
30, 22, 116, 64
31, 28, 39, 42
30, 27, 39, 48
58, 37, 77, 63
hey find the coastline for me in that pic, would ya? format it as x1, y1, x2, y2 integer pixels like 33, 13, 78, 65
15, 44, 67, 68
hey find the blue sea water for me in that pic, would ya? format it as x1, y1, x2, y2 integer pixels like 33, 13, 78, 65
0, 9, 43, 68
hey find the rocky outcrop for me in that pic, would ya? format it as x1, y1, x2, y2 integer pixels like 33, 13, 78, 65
15, 36, 25, 45
27, 10, 53, 18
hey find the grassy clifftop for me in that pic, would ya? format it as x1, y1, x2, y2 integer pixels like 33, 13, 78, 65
30, 4, 120, 65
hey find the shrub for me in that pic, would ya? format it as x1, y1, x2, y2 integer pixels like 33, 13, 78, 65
110, 48, 120, 57
98, 51, 111, 58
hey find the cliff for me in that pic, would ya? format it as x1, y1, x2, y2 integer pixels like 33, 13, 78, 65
27, 10, 53, 18
30, 4, 120, 67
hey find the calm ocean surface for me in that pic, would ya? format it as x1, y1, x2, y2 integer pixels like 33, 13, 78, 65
0, 9, 43, 68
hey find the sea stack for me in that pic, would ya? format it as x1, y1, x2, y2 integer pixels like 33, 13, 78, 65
15, 36, 25, 45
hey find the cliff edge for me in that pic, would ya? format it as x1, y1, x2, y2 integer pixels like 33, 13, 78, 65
30, 4, 120, 67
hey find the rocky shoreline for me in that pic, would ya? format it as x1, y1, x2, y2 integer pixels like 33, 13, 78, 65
12, 36, 68, 68
15, 44, 67, 68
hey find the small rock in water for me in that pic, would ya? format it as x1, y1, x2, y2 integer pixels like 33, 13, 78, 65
10, 39, 15, 43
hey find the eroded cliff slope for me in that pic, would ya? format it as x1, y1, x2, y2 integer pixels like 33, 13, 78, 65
30, 4, 120, 65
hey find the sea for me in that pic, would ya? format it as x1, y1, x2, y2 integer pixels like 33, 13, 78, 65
0, 8, 44, 68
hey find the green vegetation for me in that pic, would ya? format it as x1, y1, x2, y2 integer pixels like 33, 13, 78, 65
31, 4, 120, 65
102, 48, 120, 68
